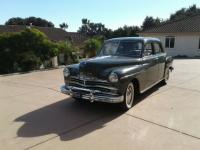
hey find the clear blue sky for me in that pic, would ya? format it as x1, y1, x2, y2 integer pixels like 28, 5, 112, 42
1, 0, 200, 31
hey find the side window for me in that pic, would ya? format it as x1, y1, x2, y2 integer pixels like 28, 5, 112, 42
144, 43, 153, 56
154, 43, 163, 54
165, 36, 175, 48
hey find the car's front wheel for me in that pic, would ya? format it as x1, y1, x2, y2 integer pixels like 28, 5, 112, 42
120, 82, 135, 110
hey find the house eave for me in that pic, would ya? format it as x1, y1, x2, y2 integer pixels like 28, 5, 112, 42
139, 32, 200, 36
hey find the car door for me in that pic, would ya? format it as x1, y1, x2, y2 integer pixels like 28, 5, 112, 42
153, 42, 166, 80
141, 42, 159, 90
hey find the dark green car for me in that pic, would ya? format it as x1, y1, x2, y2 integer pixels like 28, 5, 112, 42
61, 37, 173, 110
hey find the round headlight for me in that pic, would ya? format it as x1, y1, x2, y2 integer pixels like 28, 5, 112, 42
108, 72, 118, 83
63, 67, 70, 77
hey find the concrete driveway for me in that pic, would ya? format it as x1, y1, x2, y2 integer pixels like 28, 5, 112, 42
0, 59, 200, 150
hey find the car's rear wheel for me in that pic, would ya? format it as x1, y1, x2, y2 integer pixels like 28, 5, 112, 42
120, 82, 135, 110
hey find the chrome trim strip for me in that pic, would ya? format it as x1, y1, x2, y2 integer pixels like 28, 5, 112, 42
81, 95, 123, 103
70, 86, 118, 96
69, 81, 117, 91
120, 72, 140, 80
70, 76, 109, 83
60, 85, 123, 103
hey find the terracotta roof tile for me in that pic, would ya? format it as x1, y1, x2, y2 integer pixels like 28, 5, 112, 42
141, 14, 200, 33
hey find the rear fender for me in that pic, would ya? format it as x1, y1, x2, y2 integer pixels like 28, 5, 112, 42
165, 56, 174, 71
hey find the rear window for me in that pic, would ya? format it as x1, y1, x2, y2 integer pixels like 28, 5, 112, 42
154, 43, 163, 54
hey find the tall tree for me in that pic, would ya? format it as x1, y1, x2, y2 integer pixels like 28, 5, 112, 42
141, 5, 200, 31
112, 25, 141, 38
169, 4, 200, 21
5, 17, 54, 27
142, 16, 161, 31
59, 22, 69, 30
78, 18, 109, 37
4, 17, 25, 25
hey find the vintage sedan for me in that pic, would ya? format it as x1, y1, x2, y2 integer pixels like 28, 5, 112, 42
61, 37, 173, 110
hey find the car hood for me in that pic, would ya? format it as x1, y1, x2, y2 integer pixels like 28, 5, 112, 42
76, 56, 141, 79
81, 55, 140, 66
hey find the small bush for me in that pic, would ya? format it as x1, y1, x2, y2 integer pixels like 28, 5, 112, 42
57, 41, 79, 64
83, 38, 102, 58
17, 51, 41, 71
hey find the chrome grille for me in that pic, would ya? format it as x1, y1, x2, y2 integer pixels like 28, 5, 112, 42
69, 76, 118, 93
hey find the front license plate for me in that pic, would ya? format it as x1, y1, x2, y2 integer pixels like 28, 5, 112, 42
73, 93, 81, 98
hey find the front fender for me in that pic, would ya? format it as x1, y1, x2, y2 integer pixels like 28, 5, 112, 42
115, 65, 143, 80
105, 65, 144, 95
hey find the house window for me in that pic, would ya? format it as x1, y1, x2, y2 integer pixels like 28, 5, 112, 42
165, 36, 175, 48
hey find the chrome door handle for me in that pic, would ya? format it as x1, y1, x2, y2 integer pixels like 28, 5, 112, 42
154, 58, 159, 61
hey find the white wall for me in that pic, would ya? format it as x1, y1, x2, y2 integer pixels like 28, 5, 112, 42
140, 34, 200, 57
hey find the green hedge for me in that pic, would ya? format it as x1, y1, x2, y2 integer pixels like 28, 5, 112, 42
0, 28, 78, 74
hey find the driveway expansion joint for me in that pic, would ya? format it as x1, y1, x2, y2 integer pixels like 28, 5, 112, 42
1, 80, 61, 93
168, 85, 200, 94
125, 113, 200, 140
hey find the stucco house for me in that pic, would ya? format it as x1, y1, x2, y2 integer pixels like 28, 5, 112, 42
139, 15, 200, 57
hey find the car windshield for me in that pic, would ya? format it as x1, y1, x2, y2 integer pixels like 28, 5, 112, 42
99, 40, 143, 58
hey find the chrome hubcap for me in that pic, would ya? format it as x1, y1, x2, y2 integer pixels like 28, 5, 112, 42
126, 83, 134, 108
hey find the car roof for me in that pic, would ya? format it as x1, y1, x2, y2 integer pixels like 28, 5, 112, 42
106, 37, 161, 43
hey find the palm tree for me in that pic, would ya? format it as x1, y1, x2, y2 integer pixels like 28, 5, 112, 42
59, 22, 68, 30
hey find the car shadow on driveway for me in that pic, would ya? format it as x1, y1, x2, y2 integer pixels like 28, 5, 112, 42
15, 98, 124, 141
15, 83, 165, 141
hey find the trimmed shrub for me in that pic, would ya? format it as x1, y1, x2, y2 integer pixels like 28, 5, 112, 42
57, 41, 79, 64
83, 38, 102, 58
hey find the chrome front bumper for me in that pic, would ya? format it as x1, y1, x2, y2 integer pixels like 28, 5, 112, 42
60, 85, 124, 103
